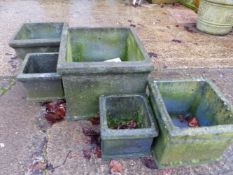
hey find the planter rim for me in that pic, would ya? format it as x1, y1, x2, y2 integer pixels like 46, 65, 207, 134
57, 26, 154, 75
100, 94, 158, 140
17, 52, 61, 81
9, 22, 66, 48
148, 78, 233, 137
203, 0, 233, 5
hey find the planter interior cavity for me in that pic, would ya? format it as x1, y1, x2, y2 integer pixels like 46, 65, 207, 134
100, 94, 158, 160
149, 79, 233, 168
17, 53, 64, 101
58, 27, 153, 119
9, 23, 66, 59
66, 28, 144, 62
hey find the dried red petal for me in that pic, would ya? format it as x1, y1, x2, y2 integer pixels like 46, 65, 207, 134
42, 100, 66, 124
127, 120, 137, 129
93, 146, 101, 158
109, 160, 123, 173
187, 117, 199, 127
44, 112, 64, 124
56, 105, 66, 117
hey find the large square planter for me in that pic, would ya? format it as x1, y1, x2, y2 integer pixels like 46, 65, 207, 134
17, 53, 64, 101
148, 79, 233, 168
57, 27, 153, 120
9, 22, 67, 59
100, 94, 158, 160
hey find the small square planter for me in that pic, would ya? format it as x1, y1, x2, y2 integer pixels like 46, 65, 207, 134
148, 79, 233, 168
17, 53, 64, 101
57, 27, 153, 120
9, 22, 67, 59
100, 94, 158, 160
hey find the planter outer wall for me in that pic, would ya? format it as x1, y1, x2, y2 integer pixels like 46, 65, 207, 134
100, 94, 158, 160
197, 0, 233, 35
57, 27, 153, 120
17, 53, 64, 101
149, 79, 233, 168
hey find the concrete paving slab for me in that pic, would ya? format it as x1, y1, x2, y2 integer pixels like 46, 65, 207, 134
1, 67, 233, 174
0, 81, 46, 175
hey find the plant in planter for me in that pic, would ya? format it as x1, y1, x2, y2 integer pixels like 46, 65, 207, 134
149, 79, 233, 168
57, 27, 153, 120
17, 53, 64, 101
9, 22, 67, 59
197, 0, 233, 35
100, 94, 158, 160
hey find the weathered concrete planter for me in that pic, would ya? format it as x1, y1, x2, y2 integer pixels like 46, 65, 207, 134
57, 27, 153, 120
197, 0, 233, 35
17, 53, 64, 101
149, 79, 233, 168
100, 94, 158, 160
9, 23, 66, 59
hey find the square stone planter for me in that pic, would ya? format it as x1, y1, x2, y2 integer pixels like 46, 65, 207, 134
57, 27, 153, 120
148, 79, 233, 168
100, 94, 158, 160
17, 53, 64, 101
9, 22, 67, 59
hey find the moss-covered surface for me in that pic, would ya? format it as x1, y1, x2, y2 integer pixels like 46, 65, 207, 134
63, 73, 149, 119
149, 80, 233, 168
66, 28, 144, 62
157, 81, 233, 127
0, 78, 15, 96
107, 112, 144, 129
100, 95, 158, 160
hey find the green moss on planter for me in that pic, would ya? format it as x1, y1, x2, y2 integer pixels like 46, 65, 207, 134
107, 112, 144, 129
100, 94, 158, 159
58, 27, 153, 119
149, 79, 233, 168
66, 28, 144, 62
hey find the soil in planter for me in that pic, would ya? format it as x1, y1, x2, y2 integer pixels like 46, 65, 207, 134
170, 113, 200, 128
107, 112, 144, 129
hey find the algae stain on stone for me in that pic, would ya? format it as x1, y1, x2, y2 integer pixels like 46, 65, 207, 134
66, 28, 145, 63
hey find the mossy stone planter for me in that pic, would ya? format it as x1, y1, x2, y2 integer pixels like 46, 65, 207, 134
9, 23, 66, 59
17, 53, 64, 101
57, 27, 153, 120
100, 94, 158, 160
149, 79, 233, 168
197, 0, 233, 35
